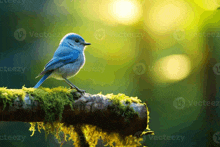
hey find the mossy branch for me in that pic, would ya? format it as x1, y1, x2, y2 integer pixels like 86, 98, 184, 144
0, 86, 154, 147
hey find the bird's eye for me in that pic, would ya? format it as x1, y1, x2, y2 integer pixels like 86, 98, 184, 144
75, 39, 79, 43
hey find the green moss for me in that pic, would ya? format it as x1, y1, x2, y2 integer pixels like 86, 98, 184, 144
0, 87, 26, 110
0, 86, 77, 140
105, 93, 141, 123
23, 86, 78, 140
106, 93, 142, 104
23, 86, 76, 123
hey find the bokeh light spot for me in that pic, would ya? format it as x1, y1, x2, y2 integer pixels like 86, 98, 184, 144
145, 1, 190, 33
109, 0, 141, 24
152, 54, 191, 83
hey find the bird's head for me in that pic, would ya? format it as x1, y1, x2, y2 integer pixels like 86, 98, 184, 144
59, 33, 91, 51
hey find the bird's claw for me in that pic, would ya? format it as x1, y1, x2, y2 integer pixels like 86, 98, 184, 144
70, 87, 86, 95
77, 89, 86, 95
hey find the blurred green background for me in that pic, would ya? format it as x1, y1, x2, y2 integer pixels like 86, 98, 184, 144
1, 0, 220, 146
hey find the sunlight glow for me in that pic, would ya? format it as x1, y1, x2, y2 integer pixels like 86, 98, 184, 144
152, 54, 191, 83
109, 0, 141, 24
145, 1, 190, 33
157, 4, 181, 27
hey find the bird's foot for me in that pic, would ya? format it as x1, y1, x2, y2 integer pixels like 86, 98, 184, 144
77, 89, 86, 95
70, 87, 85, 95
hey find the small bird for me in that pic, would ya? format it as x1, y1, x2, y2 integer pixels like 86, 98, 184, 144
34, 33, 91, 94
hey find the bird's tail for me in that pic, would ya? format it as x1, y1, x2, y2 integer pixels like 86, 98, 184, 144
34, 71, 52, 88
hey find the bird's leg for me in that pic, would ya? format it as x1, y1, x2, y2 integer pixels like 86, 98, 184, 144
63, 78, 86, 94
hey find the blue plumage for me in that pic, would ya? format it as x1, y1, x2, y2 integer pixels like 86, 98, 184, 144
34, 33, 91, 93
34, 72, 52, 88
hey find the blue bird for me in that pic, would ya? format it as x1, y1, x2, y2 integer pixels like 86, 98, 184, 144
34, 33, 91, 94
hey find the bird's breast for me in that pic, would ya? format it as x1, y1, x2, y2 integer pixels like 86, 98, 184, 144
51, 53, 85, 80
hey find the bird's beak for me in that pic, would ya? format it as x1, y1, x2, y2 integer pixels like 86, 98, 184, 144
83, 42, 91, 45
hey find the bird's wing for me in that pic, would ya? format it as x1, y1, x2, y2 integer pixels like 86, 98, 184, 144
38, 49, 80, 76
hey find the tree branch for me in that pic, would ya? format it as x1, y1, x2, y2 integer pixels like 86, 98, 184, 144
0, 87, 153, 146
